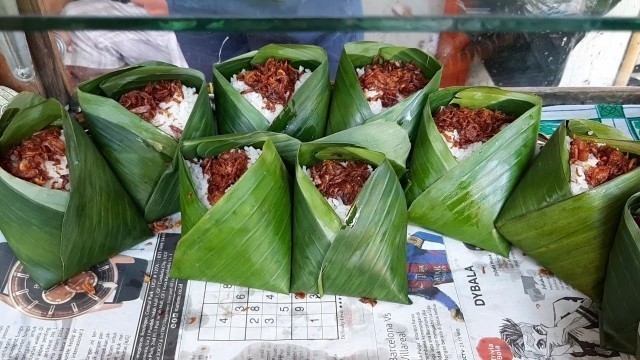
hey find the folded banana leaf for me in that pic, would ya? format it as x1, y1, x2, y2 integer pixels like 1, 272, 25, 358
406, 87, 542, 257
213, 44, 330, 142
171, 135, 294, 293
291, 123, 411, 304
496, 120, 640, 302
78, 63, 215, 222
600, 193, 640, 355
0, 92, 151, 289
326, 41, 442, 140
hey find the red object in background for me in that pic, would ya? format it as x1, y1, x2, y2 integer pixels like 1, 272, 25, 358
476, 337, 514, 360
436, 0, 473, 87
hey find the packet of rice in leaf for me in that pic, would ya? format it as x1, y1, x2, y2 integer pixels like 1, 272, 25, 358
292, 122, 411, 304
213, 44, 331, 142
600, 193, 640, 355
406, 87, 542, 257
496, 120, 640, 302
77, 62, 215, 222
171, 133, 300, 293
326, 41, 442, 141
0, 92, 151, 289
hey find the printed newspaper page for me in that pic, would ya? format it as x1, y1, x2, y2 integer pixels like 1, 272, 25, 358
0, 227, 633, 360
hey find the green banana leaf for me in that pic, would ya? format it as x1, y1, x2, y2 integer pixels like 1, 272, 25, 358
171, 136, 291, 293
312, 121, 411, 176
326, 41, 442, 140
600, 193, 640, 355
0, 92, 150, 289
291, 125, 411, 304
406, 87, 542, 257
213, 44, 331, 142
78, 63, 215, 222
181, 131, 301, 168
496, 120, 640, 302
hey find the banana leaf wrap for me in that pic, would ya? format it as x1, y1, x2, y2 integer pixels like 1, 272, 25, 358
326, 41, 442, 140
406, 87, 542, 257
171, 134, 294, 293
496, 120, 640, 302
213, 44, 330, 142
0, 92, 151, 289
600, 193, 640, 355
291, 123, 411, 304
77, 63, 215, 222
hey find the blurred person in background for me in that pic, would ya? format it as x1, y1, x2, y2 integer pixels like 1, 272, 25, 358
59, 0, 187, 88
437, 0, 621, 87
162, 0, 364, 80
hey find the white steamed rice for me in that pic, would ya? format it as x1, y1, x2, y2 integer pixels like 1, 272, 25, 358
440, 124, 509, 162
567, 136, 602, 196
43, 130, 70, 191
356, 66, 405, 116
302, 163, 373, 225
188, 146, 262, 209
150, 85, 197, 140
231, 66, 312, 124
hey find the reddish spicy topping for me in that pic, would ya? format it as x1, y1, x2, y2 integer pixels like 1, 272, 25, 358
569, 138, 637, 187
359, 60, 428, 108
435, 106, 516, 149
200, 149, 249, 206
119, 80, 184, 122
237, 58, 301, 112
309, 160, 372, 205
1, 127, 68, 190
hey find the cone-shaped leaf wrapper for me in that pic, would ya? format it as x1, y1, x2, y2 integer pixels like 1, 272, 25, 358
171, 134, 295, 293
326, 41, 442, 140
292, 122, 411, 304
497, 120, 640, 302
78, 63, 215, 222
0, 92, 151, 289
406, 87, 542, 257
214, 44, 331, 142
600, 193, 640, 355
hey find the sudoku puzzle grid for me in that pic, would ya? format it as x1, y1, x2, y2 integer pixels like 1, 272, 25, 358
198, 283, 339, 341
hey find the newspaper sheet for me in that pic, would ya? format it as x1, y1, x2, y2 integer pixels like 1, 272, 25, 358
0, 104, 639, 360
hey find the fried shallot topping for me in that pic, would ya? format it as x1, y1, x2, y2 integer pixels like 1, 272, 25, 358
119, 80, 184, 122
570, 137, 637, 188
359, 59, 428, 108
435, 106, 516, 149
1, 127, 69, 191
237, 58, 302, 112
309, 160, 372, 205
200, 149, 249, 206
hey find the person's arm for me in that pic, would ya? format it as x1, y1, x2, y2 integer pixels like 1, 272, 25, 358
105, 32, 188, 68
132, 0, 169, 15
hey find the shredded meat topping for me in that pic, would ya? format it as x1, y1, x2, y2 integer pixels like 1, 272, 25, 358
119, 80, 184, 122
434, 106, 516, 149
1, 127, 69, 190
200, 149, 249, 206
359, 298, 378, 307
237, 58, 301, 111
309, 160, 372, 205
359, 59, 428, 108
569, 137, 637, 188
